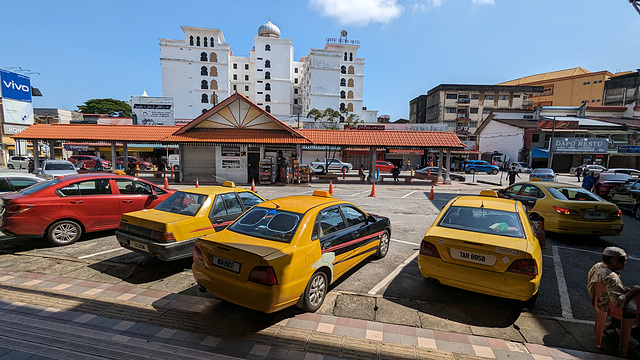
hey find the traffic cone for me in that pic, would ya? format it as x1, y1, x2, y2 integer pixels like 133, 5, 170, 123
427, 168, 431, 177
368, 182, 376, 197
164, 177, 169, 189
429, 185, 434, 200
251, 179, 256, 192
195, 178, 199, 188
329, 181, 334, 195
171, 165, 175, 179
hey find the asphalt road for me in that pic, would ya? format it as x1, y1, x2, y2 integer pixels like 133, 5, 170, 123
1, 171, 639, 332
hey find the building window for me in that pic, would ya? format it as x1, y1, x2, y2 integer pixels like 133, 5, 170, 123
293, 88, 297, 94
347, 90, 353, 99
201, 80, 208, 89
201, 94, 208, 103
445, 108, 456, 113
485, 94, 494, 100
190, 36, 194, 46
210, 37, 214, 47
340, 103, 345, 111
204, 37, 208, 47
470, 121, 478, 127
471, 94, 479, 99
265, 94, 271, 102
499, 95, 509, 100
295, 67, 298, 73
340, 78, 346, 86
349, 52, 353, 61
347, 103, 353, 111
532, 133, 540, 142
210, 80, 218, 90
294, 78, 298, 84
446, 93, 457, 99
245, 64, 249, 70
341, 66, 346, 74
348, 66, 354, 74
200, 52, 207, 61
265, 60, 271, 68
202, 108, 208, 114
513, 94, 521, 98
265, 44, 271, 51
196, 36, 201, 46
245, 75, 249, 81
211, 93, 218, 104
340, 91, 346, 99
348, 79, 354, 87
233, 74, 237, 80
245, 85, 249, 91
265, 72, 271, 79
470, 108, 478, 114
265, 83, 271, 91
583, 81, 591, 85
344, 52, 347, 61
294, 99, 298, 104
233, 85, 237, 90
483, 108, 493, 114
233, 63, 237, 69
210, 66, 218, 77
201, 66, 208, 76
209, 53, 217, 62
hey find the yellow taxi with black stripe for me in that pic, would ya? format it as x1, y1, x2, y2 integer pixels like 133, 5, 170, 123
116, 182, 264, 261
192, 190, 391, 313
419, 190, 542, 302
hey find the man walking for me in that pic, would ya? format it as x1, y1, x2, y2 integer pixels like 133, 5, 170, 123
504, 166, 521, 185
575, 165, 583, 182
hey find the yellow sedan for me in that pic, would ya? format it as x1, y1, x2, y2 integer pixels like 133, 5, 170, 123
192, 190, 391, 313
498, 181, 623, 236
116, 182, 264, 261
418, 190, 542, 302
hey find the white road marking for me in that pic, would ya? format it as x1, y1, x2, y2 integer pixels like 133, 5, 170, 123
552, 245, 573, 319
350, 190, 370, 197
78, 247, 127, 259
390, 238, 419, 246
555, 245, 639, 261
368, 251, 419, 295
401, 190, 418, 198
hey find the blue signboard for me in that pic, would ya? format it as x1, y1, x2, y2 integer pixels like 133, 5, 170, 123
551, 137, 609, 153
0, 69, 32, 103
618, 145, 640, 153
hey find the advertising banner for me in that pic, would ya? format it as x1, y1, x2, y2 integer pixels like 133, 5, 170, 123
618, 145, 640, 153
131, 96, 174, 126
537, 118, 579, 129
0, 70, 32, 103
1, 98, 34, 125
551, 137, 609, 153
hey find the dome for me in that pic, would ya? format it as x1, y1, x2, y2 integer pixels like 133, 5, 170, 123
258, 20, 280, 38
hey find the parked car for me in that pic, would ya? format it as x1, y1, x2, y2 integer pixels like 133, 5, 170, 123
0, 174, 174, 246
604, 168, 640, 177
509, 162, 532, 173
374, 161, 396, 173
584, 164, 607, 173
6, 156, 32, 170
418, 190, 541, 302
69, 155, 111, 170
116, 156, 153, 170
309, 158, 353, 173
192, 189, 391, 313
415, 167, 466, 182
462, 160, 499, 175
529, 168, 556, 182
594, 172, 631, 197
498, 181, 623, 236
168, 154, 180, 171
116, 182, 265, 261
36, 159, 79, 179
607, 178, 640, 220
0, 172, 44, 194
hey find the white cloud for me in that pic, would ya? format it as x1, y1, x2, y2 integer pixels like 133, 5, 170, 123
309, 0, 403, 26
472, 0, 495, 4
411, 0, 443, 12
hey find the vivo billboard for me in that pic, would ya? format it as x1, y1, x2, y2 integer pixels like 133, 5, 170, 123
0, 69, 32, 103
551, 137, 609, 153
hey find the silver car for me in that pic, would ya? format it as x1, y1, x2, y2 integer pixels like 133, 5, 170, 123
37, 159, 79, 179
0, 172, 43, 194
6, 156, 32, 170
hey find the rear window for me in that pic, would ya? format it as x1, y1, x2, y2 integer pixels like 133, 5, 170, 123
547, 187, 602, 201
19, 179, 61, 195
533, 169, 553, 174
598, 173, 629, 182
227, 207, 302, 243
155, 191, 207, 216
45, 162, 75, 171
438, 205, 525, 238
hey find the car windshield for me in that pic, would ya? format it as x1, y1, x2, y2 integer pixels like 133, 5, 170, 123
155, 191, 207, 216
533, 169, 553, 174
45, 163, 75, 171
437, 205, 525, 238
19, 178, 61, 195
547, 187, 603, 201
227, 207, 302, 243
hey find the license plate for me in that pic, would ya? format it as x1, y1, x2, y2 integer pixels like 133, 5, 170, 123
450, 248, 497, 266
612, 225, 622, 230
584, 211, 605, 220
212, 255, 241, 273
130, 240, 149, 252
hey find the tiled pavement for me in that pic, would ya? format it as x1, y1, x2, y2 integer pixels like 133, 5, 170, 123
0, 268, 627, 360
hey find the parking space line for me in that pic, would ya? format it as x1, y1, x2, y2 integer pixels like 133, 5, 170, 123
390, 238, 419, 246
78, 248, 127, 259
552, 245, 573, 319
401, 190, 418, 198
554, 245, 639, 261
368, 251, 419, 295
350, 190, 370, 197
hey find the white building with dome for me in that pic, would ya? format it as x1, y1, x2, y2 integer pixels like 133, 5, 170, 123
159, 21, 378, 126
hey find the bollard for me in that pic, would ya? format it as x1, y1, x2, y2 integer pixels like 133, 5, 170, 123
329, 181, 334, 195
343, 167, 346, 180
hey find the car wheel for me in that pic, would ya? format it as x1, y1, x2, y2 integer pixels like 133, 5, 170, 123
302, 271, 328, 312
317, 166, 325, 173
634, 206, 640, 221
341, 166, 349, 173
468, 168, 476, 174
491, 169, 499, 175
138, 165, 146, 171
375, 230, 390, 259
173, 165, 180, 171
47, 220, 82, 246
7, 164, 14, 169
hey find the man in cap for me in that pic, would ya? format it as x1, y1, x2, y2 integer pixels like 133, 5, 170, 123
587, 247, 640, 332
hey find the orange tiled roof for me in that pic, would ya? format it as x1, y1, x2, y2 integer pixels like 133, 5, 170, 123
163, 128, 311, 144
13, 124, 180, 142
296, 129, 466, 149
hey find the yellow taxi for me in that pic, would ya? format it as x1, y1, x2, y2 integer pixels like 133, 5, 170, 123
498, 181, 623, 236
116, 182, 264, 261
192, 190, 391, 313
418, 190, 542, 302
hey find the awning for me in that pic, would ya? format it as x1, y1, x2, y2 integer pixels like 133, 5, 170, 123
531, 148, 549, 158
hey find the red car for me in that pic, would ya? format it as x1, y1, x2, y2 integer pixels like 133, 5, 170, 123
0, 174, 174, 246
375, 161, 396, 173
69, 155, 111, 169
116, 156, 154, 170
594, 172, 631, 197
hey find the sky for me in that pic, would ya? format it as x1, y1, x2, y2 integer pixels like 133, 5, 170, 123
1, 0, 639, 121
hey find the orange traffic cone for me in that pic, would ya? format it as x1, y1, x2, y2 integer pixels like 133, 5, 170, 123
429, 185, 434, 200
164, 177, 169, 189
195, 178, 199, 188
171, 165, 175, 179
329, 181, 334, 195
427, 168, 431, 176
369, 183, 376, 197
251, 179, 256, 192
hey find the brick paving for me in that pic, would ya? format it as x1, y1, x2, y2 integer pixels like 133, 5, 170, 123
0, 269, 628, 359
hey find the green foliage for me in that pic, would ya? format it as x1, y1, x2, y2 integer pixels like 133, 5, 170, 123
77, 98, 132, 117
307, 107, 362, 129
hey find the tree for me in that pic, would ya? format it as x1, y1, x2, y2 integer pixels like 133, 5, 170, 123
78, 98, 132, 117
306, 107, 363, 173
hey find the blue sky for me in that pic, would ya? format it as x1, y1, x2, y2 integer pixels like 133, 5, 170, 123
1, 0, 639, 121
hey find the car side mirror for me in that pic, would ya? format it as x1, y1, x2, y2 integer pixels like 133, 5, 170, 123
367, 214, 376, 223
528, 213, 544, 222
150, 192, 158, 200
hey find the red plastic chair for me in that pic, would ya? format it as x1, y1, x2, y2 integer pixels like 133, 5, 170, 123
592, 282, 638, 356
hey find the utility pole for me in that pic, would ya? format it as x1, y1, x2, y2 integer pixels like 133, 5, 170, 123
547, 117, 556, 169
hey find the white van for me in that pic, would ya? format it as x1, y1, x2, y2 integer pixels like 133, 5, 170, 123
168, 154, 180, 171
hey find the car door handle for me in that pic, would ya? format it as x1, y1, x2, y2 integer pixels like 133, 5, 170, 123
353, 231, 361, 238
70, 200, 83, 204
122, 200, 133, 203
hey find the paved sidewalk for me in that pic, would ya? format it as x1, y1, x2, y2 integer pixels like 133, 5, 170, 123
0, 269, 630, 360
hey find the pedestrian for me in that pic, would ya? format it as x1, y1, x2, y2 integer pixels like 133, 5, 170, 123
504, 166, 521, 185
587, 247, 640, 334
582, 171, 596, 192
28, 159, 34, 173
575, 165, 583, 182
358, 164, 365, 182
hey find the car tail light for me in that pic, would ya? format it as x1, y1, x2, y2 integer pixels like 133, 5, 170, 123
610, 210, 621, 220
118, 222, 129, 232
248, 266, 277, 286
5, 203, 37, 215
507, 259, 538, 276
552, 206, 578, 215
419, 241, 441, 258
151, 230, 175, 242
193, 245, 205, 265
